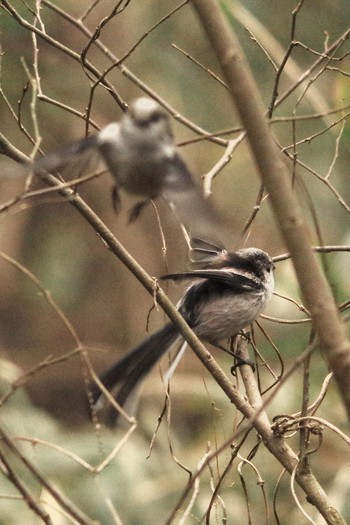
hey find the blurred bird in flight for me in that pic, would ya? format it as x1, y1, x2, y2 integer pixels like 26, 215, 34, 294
30, 97, 226, 241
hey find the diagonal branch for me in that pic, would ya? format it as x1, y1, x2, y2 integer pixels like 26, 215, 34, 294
190, 1, 350, 523
190, 0, 350, 419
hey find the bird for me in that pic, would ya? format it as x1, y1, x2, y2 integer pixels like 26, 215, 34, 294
92, 243, 275, 417
29, 97, 224, 240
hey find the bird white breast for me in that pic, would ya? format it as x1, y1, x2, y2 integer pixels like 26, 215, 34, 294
194, 291, 267, 343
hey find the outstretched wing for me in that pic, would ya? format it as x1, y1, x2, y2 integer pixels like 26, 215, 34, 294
27, 134, 101, 181
188, 236, 227, 268
162, 154, 227, 244
161, 268, 262, 293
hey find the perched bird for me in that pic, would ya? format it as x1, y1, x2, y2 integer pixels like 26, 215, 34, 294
92, 243, 275, 416
30, 97, 223, 239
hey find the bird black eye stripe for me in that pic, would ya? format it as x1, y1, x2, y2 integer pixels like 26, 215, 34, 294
149, 111, 164, 123
134, 111, 165, 128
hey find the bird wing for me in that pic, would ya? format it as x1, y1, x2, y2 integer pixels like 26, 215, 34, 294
162, 155, 227, 244
161, 268, 262, 292
188, 236, 227, 267
27, 134, 102, 182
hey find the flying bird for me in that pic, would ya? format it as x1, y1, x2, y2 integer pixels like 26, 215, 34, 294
30, 97, 225, 240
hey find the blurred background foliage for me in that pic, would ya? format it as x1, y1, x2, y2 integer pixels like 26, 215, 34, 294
0, 0, 350, 523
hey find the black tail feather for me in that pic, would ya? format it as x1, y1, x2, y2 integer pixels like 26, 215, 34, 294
93, 323, 179, 409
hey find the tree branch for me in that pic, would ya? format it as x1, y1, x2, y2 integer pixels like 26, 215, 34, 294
190, 0, 350, 420
190, 1, 349, 523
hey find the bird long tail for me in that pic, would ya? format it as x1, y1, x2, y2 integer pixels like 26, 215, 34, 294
93, 322, 179, 409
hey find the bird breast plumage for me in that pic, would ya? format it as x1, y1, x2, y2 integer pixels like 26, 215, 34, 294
193, 289, 267, 343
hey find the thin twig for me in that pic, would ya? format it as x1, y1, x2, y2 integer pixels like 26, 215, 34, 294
0, 425, 96, 525
0, 448, 53, 525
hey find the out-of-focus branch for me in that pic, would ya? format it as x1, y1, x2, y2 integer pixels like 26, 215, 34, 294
1, 0, 228, 146
0, 424, 96, 525
0, 448, 53, 525
190, 1, 350, 415
191, 1, 349, 523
